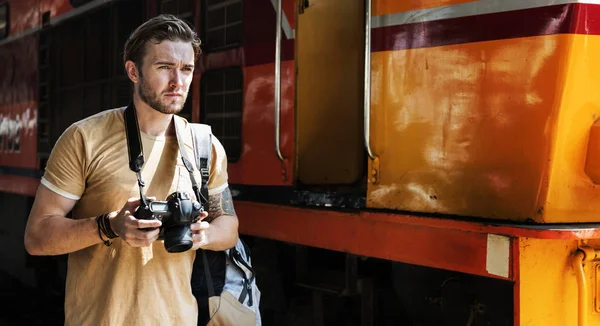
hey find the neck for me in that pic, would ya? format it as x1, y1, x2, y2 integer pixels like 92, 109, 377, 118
132, 95, 175, 137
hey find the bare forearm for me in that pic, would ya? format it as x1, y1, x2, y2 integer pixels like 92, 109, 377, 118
25, 215, 104, 256
203, 214, 239, 251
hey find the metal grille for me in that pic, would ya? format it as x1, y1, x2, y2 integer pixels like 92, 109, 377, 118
201, 0, 243, 52
201, 67, 243, 162
0, 4, 8, 39
39, 0, 144, 158
158, 0, 193, 25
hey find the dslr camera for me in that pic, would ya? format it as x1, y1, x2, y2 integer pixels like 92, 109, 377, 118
134, 191, 203, 253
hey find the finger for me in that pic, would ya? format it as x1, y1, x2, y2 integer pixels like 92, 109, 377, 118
134, 228, 161, 241
196, 211, 209, 221
192, 233, 207, 250
190, 221, 210, 232
127, 227, 160, 241
134, 218, 163, 229
125, 197, 141, 210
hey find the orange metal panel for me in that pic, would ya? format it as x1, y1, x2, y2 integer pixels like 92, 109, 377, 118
516, 238, 598, 326
373, 0, 477, 16
368, 35, 572, 222
543, 35, 600, 223
296, 0, 365, 185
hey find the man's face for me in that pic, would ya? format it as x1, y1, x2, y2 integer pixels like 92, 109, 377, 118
136, 40, 195, 115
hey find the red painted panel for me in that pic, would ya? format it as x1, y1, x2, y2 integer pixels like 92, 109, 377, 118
40, 0, 74, 21
226, 62, 295, 185
0, 34, 38, 170
0, 174, 38, 196
5, 0, 76, 37
236, 201, 600, 279
236, 201, 512, 279
511, 238, 521, 326
195, 0, 297, 186
5, 0, 39, 36
283, 0, 296, 29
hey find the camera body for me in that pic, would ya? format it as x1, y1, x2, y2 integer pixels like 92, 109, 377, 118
134, 191, 203, 253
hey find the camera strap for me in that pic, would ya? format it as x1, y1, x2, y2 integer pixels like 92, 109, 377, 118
174, 118, 206, 204
123, 103, 207, 205
124, 103, 148, 206
124, 103, 222, 299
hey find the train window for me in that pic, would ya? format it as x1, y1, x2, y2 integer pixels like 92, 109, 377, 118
115, 0, 144, 77
158, 0, 193, 25
201, 0, 243, 52
200, 67, 243, 162
0, 3, 9, 39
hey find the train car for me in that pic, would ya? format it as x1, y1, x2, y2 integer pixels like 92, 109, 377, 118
2, 0, 600, 325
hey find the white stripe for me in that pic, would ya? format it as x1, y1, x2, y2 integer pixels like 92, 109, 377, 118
270, 0, 295, 39
372, 0, 600, 28
208, 182, 229, 195
40, 177, 81, 200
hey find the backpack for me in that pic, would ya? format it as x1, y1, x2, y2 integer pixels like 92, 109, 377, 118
185, 123, 262, 326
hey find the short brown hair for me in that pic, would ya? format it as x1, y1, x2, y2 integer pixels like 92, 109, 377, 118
123, 14, 201, 68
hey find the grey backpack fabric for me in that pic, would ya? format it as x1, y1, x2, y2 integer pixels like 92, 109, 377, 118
188, 123, 262, 326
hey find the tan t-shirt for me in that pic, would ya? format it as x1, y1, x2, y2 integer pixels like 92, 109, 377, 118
41, 108, 229, 326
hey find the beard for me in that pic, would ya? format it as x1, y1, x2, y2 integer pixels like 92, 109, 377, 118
137, 75, 188, 115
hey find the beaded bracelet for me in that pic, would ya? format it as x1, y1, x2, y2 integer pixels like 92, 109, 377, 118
95, 214, 112, 247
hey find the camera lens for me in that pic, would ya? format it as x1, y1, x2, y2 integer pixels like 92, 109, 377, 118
164, 225, 193, 253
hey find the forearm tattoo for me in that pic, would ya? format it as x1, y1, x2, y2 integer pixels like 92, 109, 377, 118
206, 187, 236, 222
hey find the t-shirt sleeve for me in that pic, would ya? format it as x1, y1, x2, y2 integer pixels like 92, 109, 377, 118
207, 136, 229, 195
41, 124, 87, 200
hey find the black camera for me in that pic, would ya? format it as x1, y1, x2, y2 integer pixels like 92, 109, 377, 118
134, 191, 203, 253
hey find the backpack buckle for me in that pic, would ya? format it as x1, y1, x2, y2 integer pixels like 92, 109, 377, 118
200, 168, 209, 178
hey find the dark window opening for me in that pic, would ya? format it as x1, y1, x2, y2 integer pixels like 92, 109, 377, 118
0, 3, 9, 39
158, 0, 193, 26
200, 67, 243, 162
201, 0, 243, 52
42, 11, 51, 27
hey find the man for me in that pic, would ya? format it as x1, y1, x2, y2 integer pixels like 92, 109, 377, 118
24, 14, 239, 325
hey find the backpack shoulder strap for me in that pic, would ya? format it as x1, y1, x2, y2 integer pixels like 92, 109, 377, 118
190, 123, 212, 207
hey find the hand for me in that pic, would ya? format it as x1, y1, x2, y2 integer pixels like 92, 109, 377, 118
191, 211, 209, 250
109, 197, 162, 247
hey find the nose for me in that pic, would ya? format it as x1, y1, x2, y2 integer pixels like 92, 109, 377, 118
169, 70, 184, 89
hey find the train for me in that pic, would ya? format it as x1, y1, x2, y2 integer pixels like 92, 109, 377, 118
2, 0, 600, 325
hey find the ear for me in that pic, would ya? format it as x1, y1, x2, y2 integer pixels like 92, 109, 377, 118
125, 60, 139, 83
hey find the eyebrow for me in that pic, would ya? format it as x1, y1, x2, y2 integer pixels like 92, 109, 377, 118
154, 61, 194, 68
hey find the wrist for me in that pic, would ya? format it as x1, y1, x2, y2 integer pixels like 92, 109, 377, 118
97, 213, 118, 241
